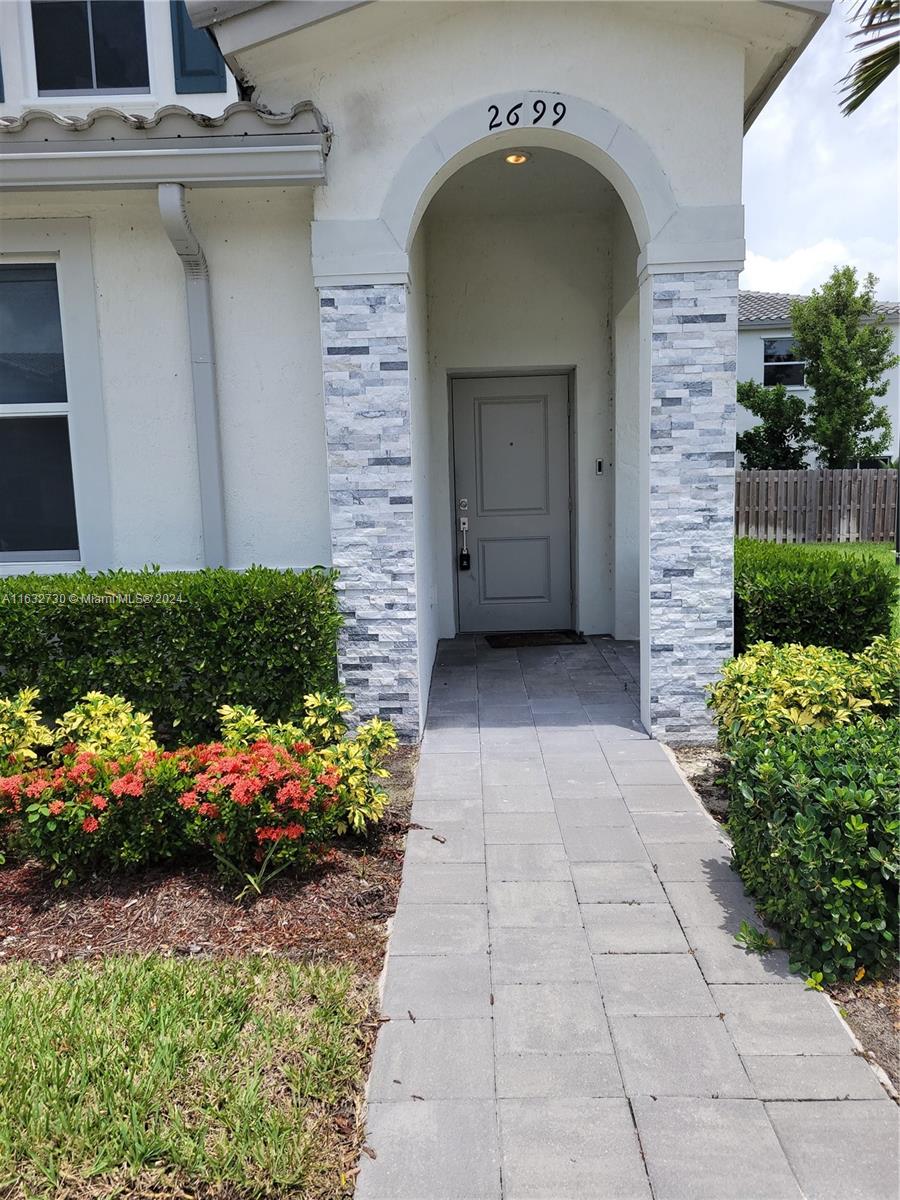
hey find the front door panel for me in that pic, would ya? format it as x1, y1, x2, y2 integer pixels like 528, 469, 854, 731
452, 375, 571, 632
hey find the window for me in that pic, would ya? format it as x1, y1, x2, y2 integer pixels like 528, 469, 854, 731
763, 337, 806, 388
0, 264, 80, 561
1, 220, 112, 573
31, 0, 149, 95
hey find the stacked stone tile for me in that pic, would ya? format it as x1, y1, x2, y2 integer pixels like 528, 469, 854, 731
318, 283, 420, 738
648, 269, 738, 740
318, 271, 738, 743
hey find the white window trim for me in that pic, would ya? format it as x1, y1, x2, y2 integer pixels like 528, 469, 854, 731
761, 334, 807, 390
30, 0, 152, 97
22, 0, 152, 104
0, 1, 237, 118
0, 218, 112, 576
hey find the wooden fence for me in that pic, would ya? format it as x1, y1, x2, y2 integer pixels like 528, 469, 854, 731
734, 469, 898, 543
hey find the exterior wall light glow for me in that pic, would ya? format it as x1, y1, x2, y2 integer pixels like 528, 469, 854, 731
504, 152, 530, 165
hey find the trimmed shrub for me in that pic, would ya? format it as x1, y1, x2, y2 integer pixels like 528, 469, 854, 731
0, 693, 396, 891
0, 689, 52, 773
0, 567, 340, 744
54, 692, 158, 760
710, 636, 900, 980
709, 637, 899, 746
734, 539, 898, 653
724, 717, 899, 981
0, 750, 191, 884
218, 698, 398, 836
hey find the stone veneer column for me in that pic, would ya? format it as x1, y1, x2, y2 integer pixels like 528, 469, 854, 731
647, 269, 738, 741
318, 283, 420, 739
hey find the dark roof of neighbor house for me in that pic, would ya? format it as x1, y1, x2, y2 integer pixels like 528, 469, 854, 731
739, 290, 900, 326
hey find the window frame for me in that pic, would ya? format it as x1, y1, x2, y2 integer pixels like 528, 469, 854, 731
0, 219, 112, 576
29, 0, 152, 98
762, 335, 807, 389
0, 1, 237, 117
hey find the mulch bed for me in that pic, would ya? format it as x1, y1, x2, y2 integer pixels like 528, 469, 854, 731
829, 980, 900, 1095
670, 742, 730, 822
0, 747, 417, 981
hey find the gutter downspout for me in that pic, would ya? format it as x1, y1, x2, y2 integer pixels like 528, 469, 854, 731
158, 182, 227, 567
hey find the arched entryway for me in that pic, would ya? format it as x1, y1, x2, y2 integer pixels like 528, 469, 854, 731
314, 93, 741, 742
410, 146, 637, 644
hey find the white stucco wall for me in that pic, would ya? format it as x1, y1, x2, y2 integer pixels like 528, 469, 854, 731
408, 226, 439, 711
614, 295, 640, 639
737, 323, 900, 462
611, 203, 641, 640
423, 205, 619, 637
238, 0, 745, 226
0, 186, 332, 572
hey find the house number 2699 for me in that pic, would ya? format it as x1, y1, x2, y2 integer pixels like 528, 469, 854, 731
487, 99, 567, 130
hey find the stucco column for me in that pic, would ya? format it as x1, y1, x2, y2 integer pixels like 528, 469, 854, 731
317, 283, 420, 739
639, 268, 739, 741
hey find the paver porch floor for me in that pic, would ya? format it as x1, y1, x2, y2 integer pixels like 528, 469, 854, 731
356, 637, 897, 1200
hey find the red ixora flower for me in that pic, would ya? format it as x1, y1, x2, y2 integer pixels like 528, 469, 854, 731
25, 779, 48, 799
81, 815, 100, 833
197, 801, 220, 819
178, 791, 199, 810
0, 775, 23, 800
256, 823, 305, 843
256, 826, 283, 843
68, 763, 96, 785
91, 795, 108, 811
110, 772, 143, 799
316, 767, 342, 789
276, 779, 312, 809
231, 776, 264, 806
48, 799, 65, 816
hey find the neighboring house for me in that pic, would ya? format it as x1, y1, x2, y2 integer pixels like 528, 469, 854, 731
737, 289, 900, 463
0, 0, 831, 742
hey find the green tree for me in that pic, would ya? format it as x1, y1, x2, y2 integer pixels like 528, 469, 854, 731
736, 381, 810, 469
841, 0, 899, 116
790, 267, 897, 467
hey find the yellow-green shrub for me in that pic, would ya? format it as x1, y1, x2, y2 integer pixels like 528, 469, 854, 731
54, 692, 158, 759
0, 689, 52, 773
218, 697, 397, 835
709, 636, 899, 746
219, 693, 352, 751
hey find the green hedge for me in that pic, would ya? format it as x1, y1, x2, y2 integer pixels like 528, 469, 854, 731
0, 567, 340, 744
724, 717, 899, 982
734, 539, 898, 653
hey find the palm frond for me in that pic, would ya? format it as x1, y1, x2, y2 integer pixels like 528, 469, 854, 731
840, 0, 900, 115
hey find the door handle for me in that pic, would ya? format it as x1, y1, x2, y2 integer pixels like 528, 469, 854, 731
458, 515, 470, 570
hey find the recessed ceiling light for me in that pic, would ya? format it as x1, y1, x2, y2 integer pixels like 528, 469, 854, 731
504, 152, 530, 165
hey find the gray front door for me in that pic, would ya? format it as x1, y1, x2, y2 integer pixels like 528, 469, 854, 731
452, 374, 572, 633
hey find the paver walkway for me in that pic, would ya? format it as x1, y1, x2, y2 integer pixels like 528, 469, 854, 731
356, 637, 898, 1200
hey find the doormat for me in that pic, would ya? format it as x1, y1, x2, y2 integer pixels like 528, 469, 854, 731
485, 630, 587, 649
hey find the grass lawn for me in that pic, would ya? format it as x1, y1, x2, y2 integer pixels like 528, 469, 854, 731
0, 749, 418, 1198
0, 956, 374, 1198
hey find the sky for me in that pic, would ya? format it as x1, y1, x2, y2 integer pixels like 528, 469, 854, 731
742, 3, 899, 301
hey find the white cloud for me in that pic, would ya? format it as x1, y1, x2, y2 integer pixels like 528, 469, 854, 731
741, 239, 899, 299
743, 5, 898, 301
